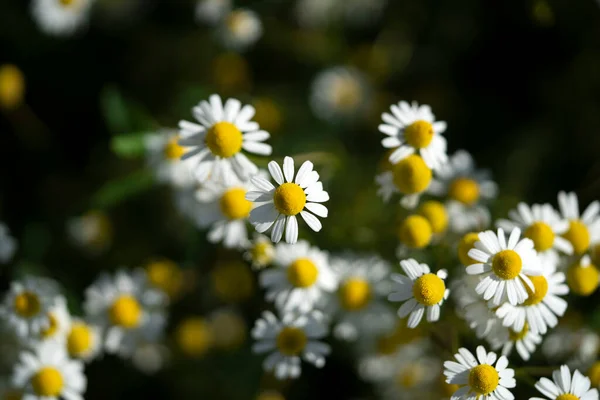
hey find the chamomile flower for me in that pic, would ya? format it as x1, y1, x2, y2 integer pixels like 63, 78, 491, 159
444, 346, 516, 400
145, 259, 184, 300
543, 327, 600, 366
531, 365, 599, 400
83, 269, 167, 358
246, 157, 329, 244
388, 259, 449, 328
31, 0, 93, 37
0, 277, 59, 338
12, 342, 86, 400
396, 215, 433, 251
0, 64, 26, 111
243, 233, 275, 269
495, 253, 568, 335
67, 210, 113, 255
209, 308, 247, 351
558, 191, 600, 255
29, 296, 71, 345
144, 129, 194, 188
260, 241, 336, 312
566, 255, 599, 296
498, 323, 543, 361
251, 310, 330, 380
379, 101, 447, 171
497, 203, 573, 255
375, 154, 433, 208
0, 222, 17, 263
195, 0, 232, 25
466, 228, 542, 306
327, 255, 394, 341
429, 150, 497, 232
65, 318, 102, 362
175, 317, 213, 358
178, 94, 272, 184
219, 9, 263, 51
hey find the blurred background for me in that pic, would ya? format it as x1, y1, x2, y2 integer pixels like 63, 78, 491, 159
1, 0, 600, 398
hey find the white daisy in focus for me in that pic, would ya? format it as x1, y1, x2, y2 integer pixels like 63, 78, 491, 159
466, 228, 542, 306
67, 210, 113, 255
497, 202, 573, 255
243, 233, 275, 269
178, 94, 272, 184
195, 0, 231, 25
375, 154, 432, 209
246, 156, 329, 244
31, 0, 93, 37
444, 345, 516, 400
144, 129, 194, 188
327, 255, 395, 341
558, 191, 600, 256
259, 240, 336, 313
0, 277, 59, 338
12, 342, 86, 400
309, 66, 371, 122
379, 101, 447, 171
495, 252, 568, 335
65, 318, 102, 362
388, 259, 449, 328
0, 222, 17, 263
531, 365, 599, 400
251, 310, 330, 380
219, 9, 263, 51
429, 150, 497, 232
83, 269, 167, 358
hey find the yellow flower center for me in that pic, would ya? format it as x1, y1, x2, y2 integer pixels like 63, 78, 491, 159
448, 178, 480, 206
468, 364, 499, 395
108, 295, 142, 329
209, 311, 246, 350
31, 367, 64, 397
276, 326, 307, 356
404, 120, 434, 149
287, 258, 319, 288
392, 155, 432, 194
396, 366, 423, 389
3, 390, 22, 400
509, 323, 529, 342
59, 0, 77, 7
524, 222, 555, 252
163, 136, 186, 160
67, 323, 93, 357
492, 250, 522, 280
273, 183, 306, 216
0, 64, 25, 110
412, 273, 445, 306
219, 188, 252, 220
556, 395, 579, 400
522, 275, 548, 306
211, 261, 255, 303
458, 232, 480, 266
205, 122, 243, 158
175, 318, 213, 358
40, 313, 59, 339
417, 200, 448, 234
331, 76, 361, 111
587, 361, 600, 388
398, 215, 433, 249
13, 291, 41, 318
250, 241, 273, 266
225, 10, 250, 35
567, 262, 599, 296
339, 278, 372, 311
146, 259, 183, 298
562, 220, 590, 255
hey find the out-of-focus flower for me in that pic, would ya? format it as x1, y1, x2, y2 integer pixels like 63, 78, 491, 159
496, 323, 543, 361
0, 222, 17, 263
558, 191, 600, 256
294, 0, 387, 28
253, 98, 283, 134
219, 9, 263, 51
416, 200, 448, 235
145, 259, 184, 300
246, 157, 329, 244
566, 255, 599, 296
0, 65, 25, 111
30, 0, 94, 37
397, 215, 433, 251
531, 365, 599, 400
209, 308, 246, 351
67, 210, 113, 255
28, 296, 71, 346
144, 130, 195, 189
243, 233, 275, 270
175, 317, 213, 358
543, 325, 600, 365
375, 154, 432, 209
65, 318, 102, 362
195, 0, 232, 25
131, 342, 169, 375
211, 260, 255, 303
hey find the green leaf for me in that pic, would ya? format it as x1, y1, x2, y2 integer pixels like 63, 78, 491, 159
101, 86, 131, 134
90, 169, 155, 209
111, 132, 148, 159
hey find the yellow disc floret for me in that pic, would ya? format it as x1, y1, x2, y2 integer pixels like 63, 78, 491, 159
287, 258, 319, 288
220, 188, 252, 220
108, 295, 142, 329
67, 323, 93, 357
404, 120, 434, 149
468, 364, 499, 395
396, 365, 423, 389
509, 323, 529, 342
276, 326, 307, 356
273, 183, 306, 216
392, 155, 432, 194
31, 367, 64, 397
556, 395, 579, 400
59, 0, 77, 7
211, 261, 255, 303
13, 291, 41, 318
587, 361, 600, 388
0, 64, 25, 110
522, 275, 548, 306
250, 241, 274, 267
163, 136, 186, 160
412, 273, 445, 306
339, 278, 372, 311
567, 261, 599, 296
175, 317, 213, 358
524, 222, 555, 252
205, 122, 243, 158
40, 313, 59, 339
458, 232, 480, 266
562, 220, 590, 255
146, 259, 183, 298
398, 215, 433, 249
417, 200, 448, 234
492, 250, 522, 280
448, 178, 480, 206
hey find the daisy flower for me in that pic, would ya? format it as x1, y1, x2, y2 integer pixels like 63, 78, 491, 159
260, 241, 336, 312
65, 318, 102, 362
388, 259, 449, 328
566, 255, 599, 296
31, 0, 93, 37
497, 202, 573, 255
145, 258, 184, 300
12, 342, 86, 400
219, 9, 263, 51
83, 269, 167, 358
29, 296, 72, 345
251, 310, 330, 380
144, 129, 194, 188
498, 323, 543, 361
466, 228, 542, 306
67, 210, 113, 255
175, 317, 213, 358
0, 222, 17, 263
246, 156, 329, 244
379, 100, 447, 171
397, 215, 433, 251
495, 252, 568, 335
178, 94, 272, 184
327, 255, 395, 341
0, 276, 60, 338
208, 308, 247, 351
531, 365, 599, 400
543, 327, 600, 366
558, 191, 600, 255
375, 154, 432, 208
444, 345, 516, 400
429, 150, 497, 232
195, 0, 232, 25
243, 233, 275, 269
